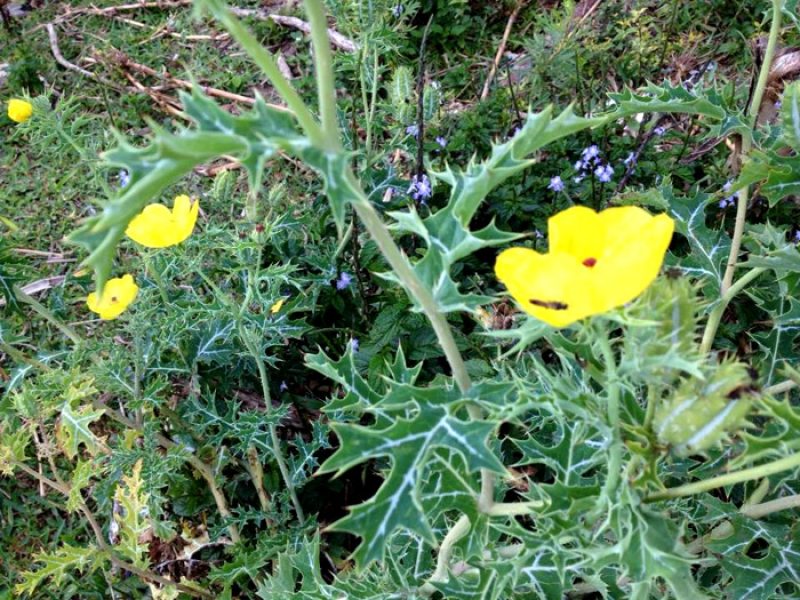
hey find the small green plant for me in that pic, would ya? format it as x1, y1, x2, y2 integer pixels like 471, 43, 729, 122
2, 0, 800, 598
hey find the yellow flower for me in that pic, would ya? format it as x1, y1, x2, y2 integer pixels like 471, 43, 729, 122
125, 195, 199, 248
270, 299, 285, 314
86, 274, 139, 320
8, 99, 33, 123
495, 206, 674, 328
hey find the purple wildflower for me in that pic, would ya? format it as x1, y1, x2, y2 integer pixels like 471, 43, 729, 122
435, 136, 447, 148
405, 124, 419, 138
336, 272, 354, 290
776, 101, 783, 109
350, 338, 360, 352
119, 170, 130, 188
391, 4, 403, 17
279, 381, 289, 392
594, 164, 614, 183
548, 176, 565, 192
573, 175, 584, 184
408, 173, 432, 202
533, 230, 544, 239
654, 126, 667, 136
574, 159, 585, 171
793, 231, 800, 243
719, 193, 737, 209
581, 145, 600, 162
623, 152, 636, 167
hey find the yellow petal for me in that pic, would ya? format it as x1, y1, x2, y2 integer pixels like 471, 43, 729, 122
495, 247, 600, 327
170, 195, 199, 245
126, 204, 175, 248
8, 99, 33, 124
86, 274, 139, 320
270, 299, 285, 314
593, 213, 674, 310
547, 206, 604, 261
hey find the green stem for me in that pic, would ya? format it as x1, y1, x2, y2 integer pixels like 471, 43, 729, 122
242, 328, 305, 522
741, 493, 800, 518
645, 451, 800, 502
486, 500, 545, 516
700, 267, 766, 354
419, 514, 471, 595
16, 287, 82, 345
597, 321, 622, 501
644, 383, 658, 430
720, 0, 782, 294
304, 0, 341, 150
764, 380, 798, 395
200, 0, 324, 146
143, 253, 170, 305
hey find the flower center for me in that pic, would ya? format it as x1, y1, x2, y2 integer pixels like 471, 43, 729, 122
110, 296, 118, 303
582, 257, 597, 268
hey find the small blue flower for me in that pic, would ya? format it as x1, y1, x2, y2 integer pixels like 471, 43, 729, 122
405, 124, 419, 138
119, 170, 130, 188
573, 175, 584, 184
547, 176, 565, 192
408, 173, 432, 202
776, 101, 783, 109
279, 381, 289, 392
654, 126, 667, 136
350, 338, 360, 352
435, 136, 447, 148
623, 152, 636, 167
336, 272, 354, 290
581, 145, 600, 162
391, 4, 403, 17
594, 164, 614, 183
793, 230, 800, 243
723, 180, 733, 192
533, 229, 544, 239
574, 159, 585, 171
719, 194, 736, 209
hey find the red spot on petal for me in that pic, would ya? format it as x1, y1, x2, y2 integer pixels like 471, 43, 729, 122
582, 257, 597, 268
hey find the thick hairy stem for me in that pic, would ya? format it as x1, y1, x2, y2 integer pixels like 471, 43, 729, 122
303, 0, 341, 150
741, 493, 800, 518
645, 452, 800, 502
418, 514, 472, 595
700, 267, 766, 354
242, 329, 305, 522
720, 0, 782, 294
597, 322, 622, 501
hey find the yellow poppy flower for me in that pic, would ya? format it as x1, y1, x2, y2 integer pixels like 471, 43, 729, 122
86, 274, 139, 320
495, 206, 674, 328
270, 299, 285, 314
125, 195, 199, 248
8, 99, 33, 124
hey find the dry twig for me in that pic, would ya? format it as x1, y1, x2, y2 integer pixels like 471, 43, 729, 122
229, 7, 358, 52
481, 1, 526, 100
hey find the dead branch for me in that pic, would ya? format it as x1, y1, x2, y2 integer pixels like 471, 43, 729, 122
228, 8, 358, 53
481, 1, 526, 100
46, 23, 120, 89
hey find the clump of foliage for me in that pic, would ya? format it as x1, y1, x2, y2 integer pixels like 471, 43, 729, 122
2, 0, 800, 598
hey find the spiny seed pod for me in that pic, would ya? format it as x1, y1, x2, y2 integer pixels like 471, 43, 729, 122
212, 169, 234, 204
633, 276, 701, 360
389, 66, 414, 124
654, 361, 756, 457
423, 83, 441, 121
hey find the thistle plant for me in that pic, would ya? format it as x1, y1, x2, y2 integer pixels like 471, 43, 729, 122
3, 0, 800, 598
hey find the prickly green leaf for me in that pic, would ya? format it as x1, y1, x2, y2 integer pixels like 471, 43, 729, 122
57, 401, 105, 459
66, 458, 97, 512
663, 185, 731, 298
114, 460, 151, 568
15, 544, 99, 596
0, 424, 31, 476
706, 514, 800, 600
608, 82, 748, 138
